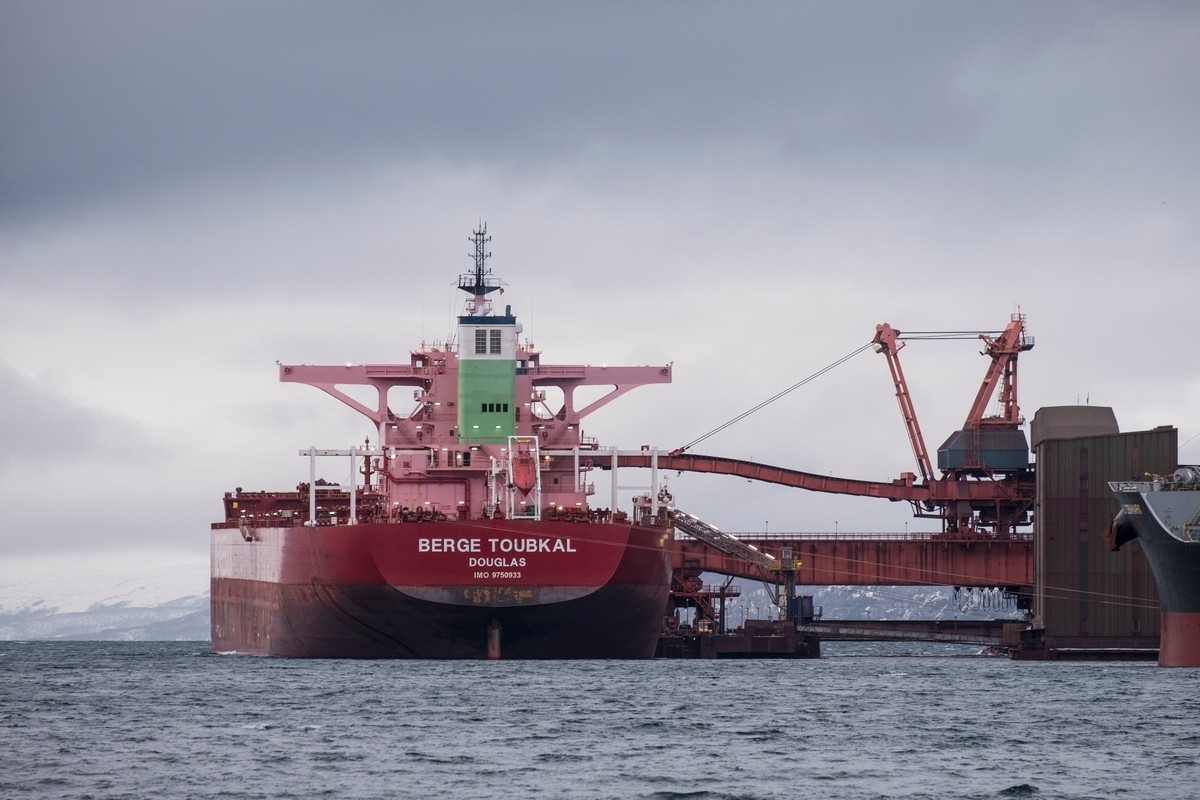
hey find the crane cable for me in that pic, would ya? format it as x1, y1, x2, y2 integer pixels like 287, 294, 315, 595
678, 341, 877, 453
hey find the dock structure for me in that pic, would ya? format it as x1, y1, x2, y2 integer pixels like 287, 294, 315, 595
658, 519, 1027, 658
657, 619, 821, 659
631, 320, 1170, 661
673, 530, 1034, 592
800, 619, 1014, 647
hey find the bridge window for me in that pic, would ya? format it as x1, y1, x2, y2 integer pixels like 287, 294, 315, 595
475, 330, 487, 354
489, 329, 502, 354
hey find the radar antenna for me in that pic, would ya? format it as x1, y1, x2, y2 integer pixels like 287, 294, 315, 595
459, 222, 501, 297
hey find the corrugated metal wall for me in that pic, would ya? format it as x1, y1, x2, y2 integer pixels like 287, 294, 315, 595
1035, 425, 1177, 643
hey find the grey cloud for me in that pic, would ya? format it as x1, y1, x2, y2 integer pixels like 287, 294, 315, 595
6, 2, 1195, 224
0, 362, 152, 468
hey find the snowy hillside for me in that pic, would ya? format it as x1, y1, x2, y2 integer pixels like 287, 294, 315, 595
0, 550, 210, 641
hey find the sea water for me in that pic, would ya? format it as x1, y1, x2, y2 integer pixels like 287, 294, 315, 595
2, 641, 1197, 800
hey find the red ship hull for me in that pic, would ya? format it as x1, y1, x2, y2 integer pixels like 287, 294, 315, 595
211, 519, 672, 658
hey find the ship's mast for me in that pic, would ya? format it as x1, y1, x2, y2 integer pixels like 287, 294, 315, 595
459, 223, 501, 317
455, 224, 518, 447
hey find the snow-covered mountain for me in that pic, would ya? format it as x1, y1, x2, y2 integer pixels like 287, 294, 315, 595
0, 550, 210, 641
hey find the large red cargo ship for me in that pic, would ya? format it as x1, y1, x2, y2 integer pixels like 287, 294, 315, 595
211, 226, 675, 658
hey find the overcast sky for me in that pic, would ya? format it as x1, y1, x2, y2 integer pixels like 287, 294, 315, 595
2, 2, 1197, 591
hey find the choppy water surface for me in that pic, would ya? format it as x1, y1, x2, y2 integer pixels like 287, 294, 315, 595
2, 641, 1198, 799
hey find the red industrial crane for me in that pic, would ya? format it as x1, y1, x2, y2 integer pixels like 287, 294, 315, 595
871, 322, 934, 486
874, 314, 1034, 479
603, 314, 1037, 537
967, 317, 1034, 429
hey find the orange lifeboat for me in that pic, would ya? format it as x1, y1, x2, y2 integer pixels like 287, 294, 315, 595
512, 443, 537, 496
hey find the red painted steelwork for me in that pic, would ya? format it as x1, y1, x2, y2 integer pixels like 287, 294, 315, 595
872, 323, 934, 484
602, 453, 1036, 535
964, 316, 1033, 430
671, 535, 1033, 589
